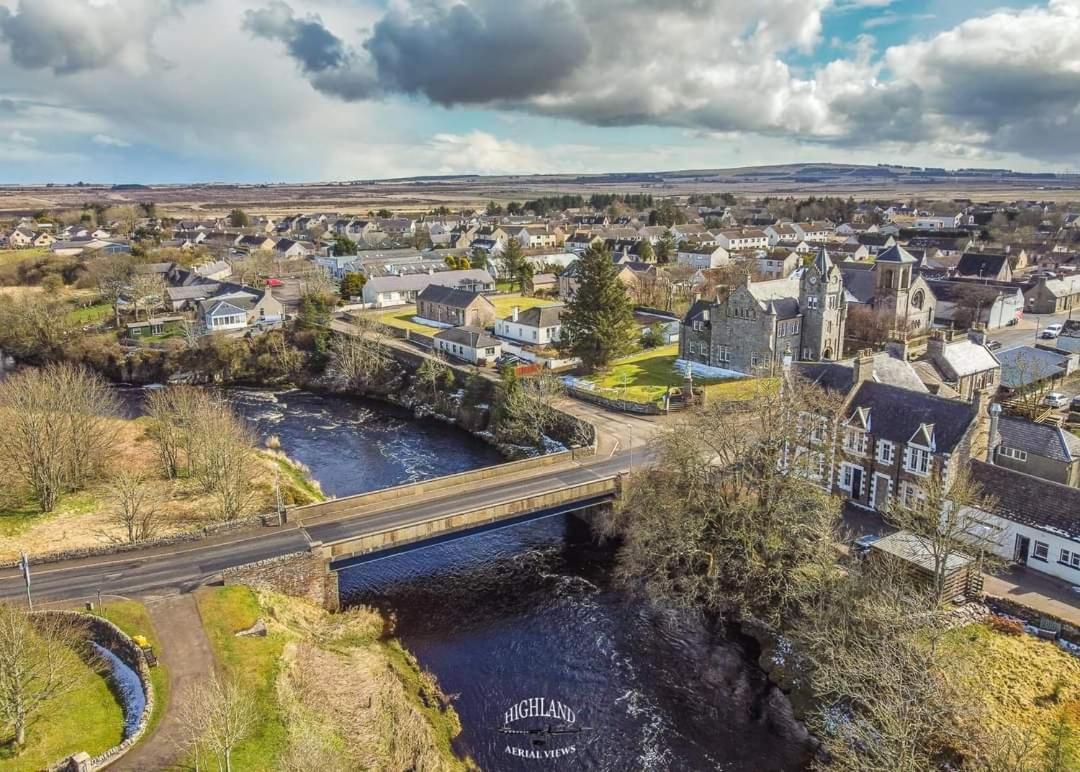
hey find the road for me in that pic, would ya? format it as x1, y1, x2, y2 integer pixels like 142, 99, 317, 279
0, 450, 635, 604
988, 308, 1079, 352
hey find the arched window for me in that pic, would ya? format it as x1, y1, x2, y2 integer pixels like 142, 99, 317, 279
911, 290, 925, 310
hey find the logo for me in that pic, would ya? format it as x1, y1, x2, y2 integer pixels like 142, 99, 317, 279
498, 697, 590, 760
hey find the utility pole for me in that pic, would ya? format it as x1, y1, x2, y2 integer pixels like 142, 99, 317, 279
19, 552, 31, 611
274, 468, 285, 526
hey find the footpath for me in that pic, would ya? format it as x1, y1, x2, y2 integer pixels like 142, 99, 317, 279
112, 593, 215, 772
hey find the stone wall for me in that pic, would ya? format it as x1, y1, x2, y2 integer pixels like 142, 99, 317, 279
43, 611, 155, 772
222, 550, 338, 611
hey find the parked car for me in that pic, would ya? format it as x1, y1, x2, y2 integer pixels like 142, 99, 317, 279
986, 339, 1002, 351
1043, 392, 1069, 408
1041, 323, 1063, 339
266, 278, 284, 287
1071, 395, 1080, 411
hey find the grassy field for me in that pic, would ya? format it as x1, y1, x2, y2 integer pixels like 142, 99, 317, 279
66, 302, 113, 325
943, 623, 1080, 756
0, 641, 124, 771
0, 247, 48, 268
487, 293, 558, 317
582, 344, 762, 404
94, 599, 171, 743
195, 586, 289, 770
0, 491, 97, 537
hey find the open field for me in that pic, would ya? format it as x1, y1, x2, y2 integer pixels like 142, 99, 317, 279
582, 344, 765, 404
0, 248, 48, 267
3, 164, 1080, 218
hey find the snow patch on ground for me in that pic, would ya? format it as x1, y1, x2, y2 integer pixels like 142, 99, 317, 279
673, 358, 745, 380
411, 316, 452, 329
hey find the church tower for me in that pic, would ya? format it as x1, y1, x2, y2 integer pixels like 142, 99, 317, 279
799, 248, 846, 361
874, 244, 919, 337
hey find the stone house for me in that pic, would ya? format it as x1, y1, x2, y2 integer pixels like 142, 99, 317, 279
416, 285, 496, 328
990, 414, 1080, 488
679, 249, 846, 374
1023, 275, 1080, 315
918, 329, 1001, 401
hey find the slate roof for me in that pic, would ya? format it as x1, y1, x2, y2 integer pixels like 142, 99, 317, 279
793, 352, 927, 395
968, 460, 1080, 540
845, 380, 978, 452
997, 346, 1070, 388
876, 244, 918, 264
956, 252, 1009, 278
996, 416, 1080, 463
365, 269, 495, 294
840, 266, 877, 303
510, 305, 564, 328
417, 284, 489, 309
434, 325, 500, 349
682, 298, 712, 325
928, 337, 1000, 379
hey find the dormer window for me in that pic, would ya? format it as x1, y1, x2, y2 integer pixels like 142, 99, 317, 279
904, 445, 932, 476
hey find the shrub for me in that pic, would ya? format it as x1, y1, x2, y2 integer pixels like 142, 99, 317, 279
987, 615, 1026, 636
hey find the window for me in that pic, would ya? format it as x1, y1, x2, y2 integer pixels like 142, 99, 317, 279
844, 429, 868, 455
899, 482, 925, 509
999, 446, 1028, 462
905, 446, 932, 476
1032, 541, 1049, 562
1060, 549, 1080, 569
806, 296, 819, 310
717, 345, 730, 363
751, 354, 761, 368
877, 440, 895, 464
840, 463, 863, 494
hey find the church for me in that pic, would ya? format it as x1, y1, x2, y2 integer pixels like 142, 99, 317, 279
680, 249, 847, 374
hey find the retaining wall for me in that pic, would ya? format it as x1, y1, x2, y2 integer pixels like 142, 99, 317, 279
43, 612, 155, 772
221, 550, 339, 612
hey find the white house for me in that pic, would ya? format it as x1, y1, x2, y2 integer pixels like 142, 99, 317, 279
433, 326, 502, 365
200, 299, 250, 332
714, 228, 769, 251
792, 222, 833, 242
362, 269, 496, 308
494, 304, 564, 345
915, 213, 964, 230
676, 244, 730, 270
967, 460, 1080, 585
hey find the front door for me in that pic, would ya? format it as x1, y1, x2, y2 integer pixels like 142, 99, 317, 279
871, 474, 891, 510
1014, 535, 1031, 563
851, 468, 864, 501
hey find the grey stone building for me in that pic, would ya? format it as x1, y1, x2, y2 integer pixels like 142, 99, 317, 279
680, 249, 846, 374
991, 415, 1080, 487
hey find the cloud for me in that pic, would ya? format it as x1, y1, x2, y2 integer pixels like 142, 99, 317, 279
92, 133, 131, 147
862, 12, 935, 29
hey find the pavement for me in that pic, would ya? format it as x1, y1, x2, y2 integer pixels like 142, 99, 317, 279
111, 593, 215, 772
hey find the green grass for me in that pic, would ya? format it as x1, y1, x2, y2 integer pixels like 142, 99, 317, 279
267, 454, 325, 505
0, 642, 124, 771
487, 293, 558, 317
0, 491, 98, 537
374, 305, 443, 334
93, 600, 171, 743
381, 640, 465, 765
0, 248, 48, 268
195, 586, 289, 771
66, 302, 112, 325
583, 344, 763, 404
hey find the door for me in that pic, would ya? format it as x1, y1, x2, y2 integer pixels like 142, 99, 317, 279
851, 468, 863, 501
871, 474, 891, 510
1013, 535, 1030, 563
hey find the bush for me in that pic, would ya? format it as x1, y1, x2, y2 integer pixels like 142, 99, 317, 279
988, 615, 1026, 636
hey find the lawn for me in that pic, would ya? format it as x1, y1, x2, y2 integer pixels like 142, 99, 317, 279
487, 293, 559, 317
66, 302, 113, 325
942, 623, 1080, 755
94, 599, 171, 743
0, 641, 124, 771
0, 248, 48, 268
195, 586, 289, 770
582, 344, 764, 404
0, 491, 97, 537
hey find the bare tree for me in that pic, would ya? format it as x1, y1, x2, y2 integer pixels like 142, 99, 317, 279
128, 272, 166, 321
106, 469, 162, 543
189, 403, 258, 522
145, 385, 213, 479
846, 304, 895, 347
0, 605, 87, 750
414, 352, 452, 398
1005, 350, 1059, 420
604, 374, 845, 623
177, 675, 256, 772
0, 364, 119, 512
493, 371, 564, 448
881, 466, 1001, 606
327, 318, 393, 391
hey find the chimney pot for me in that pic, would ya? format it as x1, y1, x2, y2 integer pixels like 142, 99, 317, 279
512, 305, 519, 322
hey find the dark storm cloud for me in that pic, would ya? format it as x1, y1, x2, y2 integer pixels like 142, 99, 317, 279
242, 0, 348, 73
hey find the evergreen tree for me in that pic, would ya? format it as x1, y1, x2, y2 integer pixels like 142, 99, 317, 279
636, 239, 654, 262
339, 271, 366, 299
470, 247, 488, 271
559, 245, 637, 371
655, 230, 676, 263
228, 208, 249, 227
502, 237, 531, 290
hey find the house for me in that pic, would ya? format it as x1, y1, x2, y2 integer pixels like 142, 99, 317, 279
416, 285, 496, 328
966, 460, 1080, 584
680, 250, 847, 374
573, 214, 609, 228
7, 227, 33, 248
1023, 274, 1080, 315
31, 231, 55, 247
792, 221, 833, 242
494, 304, 564, 345
198, 289, 283, 333
997, 346, 1077, 392
924, 279, 1024, 330
954, 252, 1013, 282
831, 381, 987, 511
990, 415, 1080, 487
915, 213, 964, 230
764, 223, 802, 245
558, 260, 644, 300
362, 269, 496, 308
854, 233, 896, 255
376, 218, 415, 236
273, 238, 312, 259
511, 226, 562, 250
918, 329, 1001, 401
235, 234, 276, 253
433, 326, 502, 365
565, 232, 603, 254
524, 272, 558, 295
714, 228, 769, 251
671, 224, 711, 243
676, 243, 729, 270
194, 261, 233, 281
756, 250, 801, 279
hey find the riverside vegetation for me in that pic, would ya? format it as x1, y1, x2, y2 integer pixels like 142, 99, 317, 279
604, 375, 1080, 771
193, 586, 474, 771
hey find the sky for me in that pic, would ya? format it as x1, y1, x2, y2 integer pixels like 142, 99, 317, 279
0, 0, 1078, 183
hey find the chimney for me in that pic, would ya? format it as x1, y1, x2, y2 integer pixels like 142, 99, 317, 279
885, 338, 910, 361
987, 402, 1002, 463
512, 305, 519, 322
853, 348, 875, 384
968, 324, 988, 347
927, 329, 947, 358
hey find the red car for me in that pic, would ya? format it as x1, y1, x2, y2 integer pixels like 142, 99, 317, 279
266, 278, 284, 287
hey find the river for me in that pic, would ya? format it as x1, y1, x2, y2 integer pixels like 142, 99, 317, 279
130, 385, 810, 770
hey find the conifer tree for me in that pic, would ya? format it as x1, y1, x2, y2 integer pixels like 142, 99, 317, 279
559, 245, 637, 371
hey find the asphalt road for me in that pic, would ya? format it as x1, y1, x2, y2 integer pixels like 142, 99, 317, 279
0, 450, 633, 604
989, 308, 1079, 352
